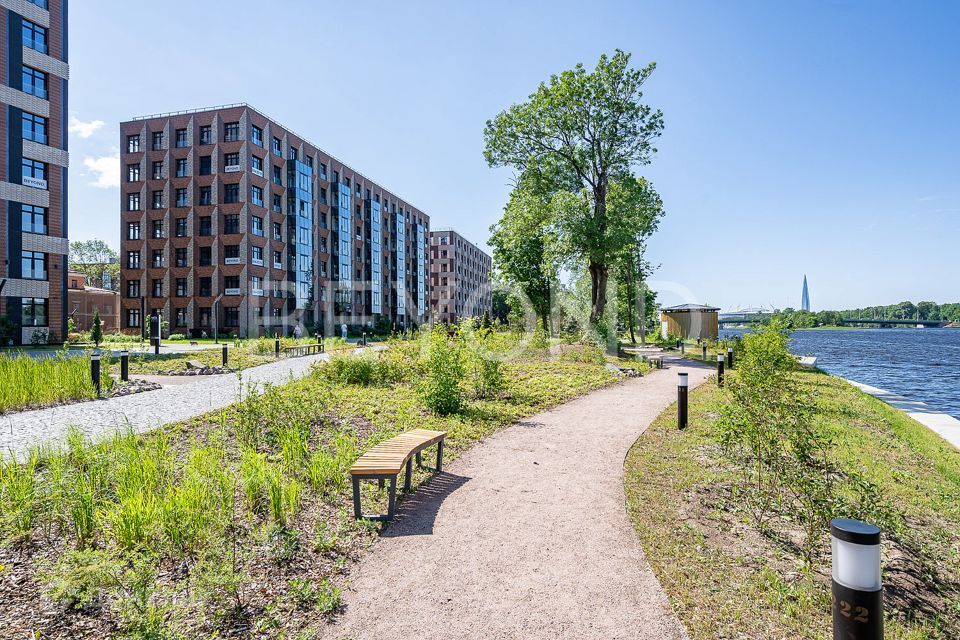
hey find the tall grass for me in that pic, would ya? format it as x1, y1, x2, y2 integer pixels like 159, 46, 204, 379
0, 352, 113, 413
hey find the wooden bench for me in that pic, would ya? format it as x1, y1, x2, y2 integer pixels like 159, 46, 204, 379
283, 343, 324, 357
650, 356, 664, 369
349, 429, 447, 521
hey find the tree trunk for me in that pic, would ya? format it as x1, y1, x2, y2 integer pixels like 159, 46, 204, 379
639, 282, 647, 344
589, 260, 608, 325
625, 265, 636, 344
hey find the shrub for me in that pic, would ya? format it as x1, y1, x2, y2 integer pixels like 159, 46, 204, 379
419, 325, 466, 415
41, 548, 122, 610
325, 353, 375, 385
167, 333, 186, 341
90, 310, 103, 347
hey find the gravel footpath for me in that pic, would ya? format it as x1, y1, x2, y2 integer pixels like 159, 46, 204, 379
325, 355, 712, 640
0, 352, 332, 456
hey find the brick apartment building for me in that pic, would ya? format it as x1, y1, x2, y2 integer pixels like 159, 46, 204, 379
119, 104, 430, 339
0, 0, 69, 345
429, 228, 492, 324
67, 271, 119, 333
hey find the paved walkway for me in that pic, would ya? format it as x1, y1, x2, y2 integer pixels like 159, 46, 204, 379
848, 379, 960, 450
0, 352, 332, 456
325, 356, 712, 640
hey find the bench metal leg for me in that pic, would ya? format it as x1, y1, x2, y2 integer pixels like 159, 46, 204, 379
387, 476, 397, 519
352, 475, 362, 520
437, 439, 444, 473
415, 451, 422, 468
378, 478, 385, 489
404, 458, 413, 492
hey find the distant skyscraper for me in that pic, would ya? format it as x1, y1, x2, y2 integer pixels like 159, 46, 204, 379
801, 275, 811, 312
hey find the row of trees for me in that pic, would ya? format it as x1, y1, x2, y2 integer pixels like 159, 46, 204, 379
774, 301, 960, 328
485, 50, 665, 345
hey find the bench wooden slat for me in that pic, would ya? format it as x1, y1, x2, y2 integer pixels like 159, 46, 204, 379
349, 429, 446, 476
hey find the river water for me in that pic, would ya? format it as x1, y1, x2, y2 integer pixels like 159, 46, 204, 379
720, 328, 960, 419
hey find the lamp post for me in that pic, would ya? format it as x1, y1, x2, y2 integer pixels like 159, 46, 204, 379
677, 372, 688, 429
90, 350, 101, 397
717, 353, 725, 386
831, 518, 883, 639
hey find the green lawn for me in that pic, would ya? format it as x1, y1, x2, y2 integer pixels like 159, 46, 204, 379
624, 369, 960, 639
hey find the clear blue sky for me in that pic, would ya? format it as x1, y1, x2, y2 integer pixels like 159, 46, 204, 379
68, 0, 960, 312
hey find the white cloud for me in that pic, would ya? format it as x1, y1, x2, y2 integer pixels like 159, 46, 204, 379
69, 116, 105, 138
83, 154, 120, 188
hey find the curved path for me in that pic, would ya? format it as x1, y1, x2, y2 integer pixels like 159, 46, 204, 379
326, 356, 712, 640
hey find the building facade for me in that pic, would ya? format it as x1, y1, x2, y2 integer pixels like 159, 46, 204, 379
0, 0, 69, 345
67, 271, 119, 333
429, 228, 491, 324
119, 104, 430, 339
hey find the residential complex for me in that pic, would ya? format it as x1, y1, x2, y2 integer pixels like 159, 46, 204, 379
119, 104, 430, 339
429, 228, 492, 324
0, 0, 69, 345
67, 271, 119, 333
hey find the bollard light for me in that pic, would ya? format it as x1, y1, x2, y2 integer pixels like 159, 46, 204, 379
727, 346, 734, 369
680, 341, 685, 355
716, 353, 725, 386
120, 349, 129, 382
91, 351, 102, 397
222, 344, 228, 367
677, 372, 689, 429
702, 344, 708, 360
831, 518, 883, 639
275, 337, 281, 358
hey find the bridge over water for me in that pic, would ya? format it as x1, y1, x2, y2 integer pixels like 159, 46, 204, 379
840, 318, 946, 327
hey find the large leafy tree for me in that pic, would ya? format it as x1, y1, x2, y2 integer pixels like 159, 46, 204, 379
69, 239, 119, 291
484, 49, 664, 324
488, 183, 557, 332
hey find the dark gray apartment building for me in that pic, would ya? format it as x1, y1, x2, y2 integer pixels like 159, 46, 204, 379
119, 104, 430, 338
0, 0, 69, 345
429, 228, 491, 324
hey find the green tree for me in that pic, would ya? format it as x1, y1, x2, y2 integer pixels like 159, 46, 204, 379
90, 310, 103, 346
488, 183, 557, 332
484, 50, 664, 325
69, 239, 119, 291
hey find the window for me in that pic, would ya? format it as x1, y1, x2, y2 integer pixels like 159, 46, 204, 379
175, 188, 188, 207
225, 307, 239, 327
175, 278, 188, 297
199, 125, 212, 145
175, 308, 187, 326
152, 279, 163, 298
224, 214, 240, 234
224, 152, 240, 168
288, 146, 297, 160
199, 216, 212, 236
251, 216, 264, 237
319, 163, 327, 180
199, 278, 212, 297
22, 66, 47, 99
128, 193, 141, 211
198, 246, 212, 266
224, 245, 240, 260
272, 137, 281, 155
27, 0, 49, 9
152, 190, 164, 209
22, 112, 47, 144
22, 19, 48, 53
252, 246, 263, 262
251, 185, 264, 207
22, 158, 46, 183
224, 183, 240, 204
252, 156, 263, 174
126, 308, 141, 328
127, 280, 141, 298
22, 298, 48, 327
273, 250, 282, 268
273, 165, 282, 184
319, 187, 327, 204
127, 251, 141, 269
224, 275, 240, 289
273, 222, 282, 240
175, 248, 187, 267
152, 250, 163, 268
199, 156, 212, 175
152, 131, 164, 150
175, 218, 187, 237
151, 219, 163, 239
251, 125, 263, 147
199, 186, 212, 206
127, 135, 141, 153
272, 194, 282, 213
251, 276, 262, 292
152, 161, 163, 180
175, 158, 189, 177
21, 251, 46, 280
127, 163, 140, 182
175, 129, 188, 148
22, 205, 47, 234
223, 122, 240, 142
